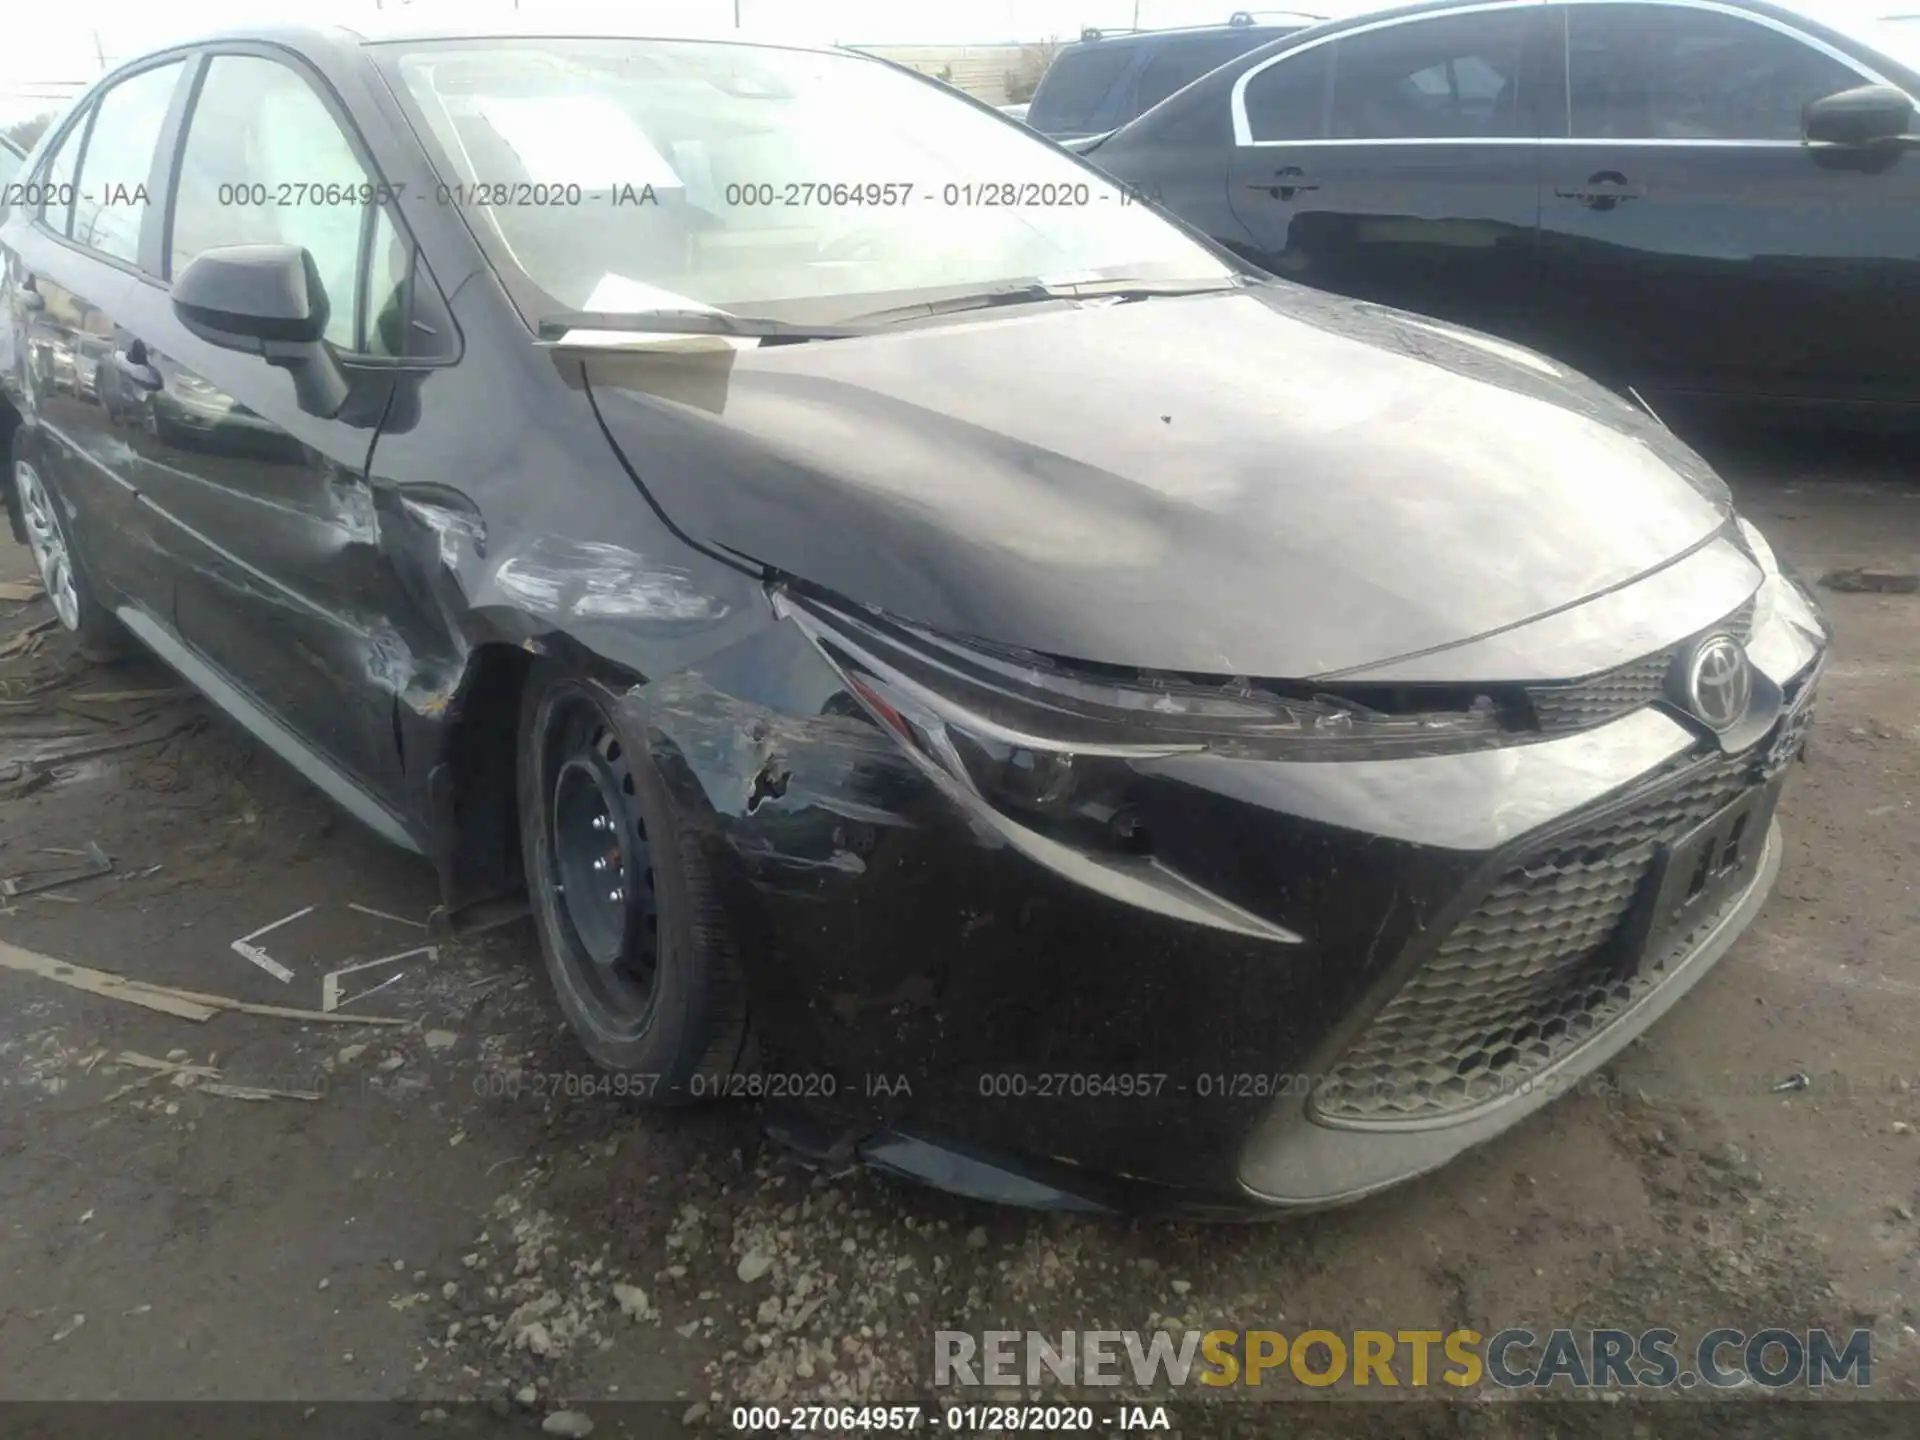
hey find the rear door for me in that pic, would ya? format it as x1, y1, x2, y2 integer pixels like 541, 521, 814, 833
6, 62, 190, 622
1534, 0, 1918, 405
1224, 5, 1555, 346
114, 47, 450, 812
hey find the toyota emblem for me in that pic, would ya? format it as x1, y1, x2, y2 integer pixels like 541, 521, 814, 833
1684, 633, 1752, 732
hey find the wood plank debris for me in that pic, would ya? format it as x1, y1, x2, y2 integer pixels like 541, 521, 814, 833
0, 941, 409, 1025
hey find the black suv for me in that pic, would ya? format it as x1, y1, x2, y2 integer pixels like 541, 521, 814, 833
1025, 11, 1325, 139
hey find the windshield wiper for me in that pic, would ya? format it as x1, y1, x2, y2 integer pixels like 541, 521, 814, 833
535, 309, 867, 344
535, 277, 1249, 345
848, 276, 1249, 326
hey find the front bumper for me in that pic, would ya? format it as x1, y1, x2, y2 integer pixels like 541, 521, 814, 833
626, 582, 1825, 1216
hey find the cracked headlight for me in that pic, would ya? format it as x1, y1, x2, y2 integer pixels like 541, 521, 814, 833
776, 588, 1504, 766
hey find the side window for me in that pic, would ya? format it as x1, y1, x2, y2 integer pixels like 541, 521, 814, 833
37, 108, 92, 237
69, 62, 184, 264
170, 55, 373, 350
1568, 5, 1861, 141
363, 208, 412, 358
1326, 12, 1529, 140
1242, 46, 1332, 142
1028, 47, 1134, 132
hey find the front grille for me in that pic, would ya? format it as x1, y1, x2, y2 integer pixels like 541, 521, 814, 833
1313, 752, 1759, 1125
1528, 651, 1670, 734
1525, 597, 1758, 736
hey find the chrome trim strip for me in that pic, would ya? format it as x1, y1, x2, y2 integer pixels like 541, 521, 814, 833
1231, 1, 1535, 147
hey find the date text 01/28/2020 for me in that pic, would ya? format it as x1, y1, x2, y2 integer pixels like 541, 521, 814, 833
729, 1404, 1171, 1432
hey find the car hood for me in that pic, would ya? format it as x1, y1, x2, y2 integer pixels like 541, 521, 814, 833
583, 283, 1731, 679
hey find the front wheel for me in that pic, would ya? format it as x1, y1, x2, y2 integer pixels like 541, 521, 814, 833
516, 663, 750, 1101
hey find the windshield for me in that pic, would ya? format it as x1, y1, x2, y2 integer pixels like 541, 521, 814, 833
383, 39, 1229, 325
1874, 14, 1920, 70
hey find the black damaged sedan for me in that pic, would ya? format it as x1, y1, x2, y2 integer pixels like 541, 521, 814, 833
0, 20, 1826, 1215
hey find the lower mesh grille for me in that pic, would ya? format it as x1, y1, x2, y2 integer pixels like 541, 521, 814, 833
1313, 752, 1760, 1125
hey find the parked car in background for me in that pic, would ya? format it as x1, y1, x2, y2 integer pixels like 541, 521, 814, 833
0, 133, 23, 212
1025, 11, 1326, 138
1080, 0, 1920, 424
0, 135, 22, 388
1, 17, 1827, 1216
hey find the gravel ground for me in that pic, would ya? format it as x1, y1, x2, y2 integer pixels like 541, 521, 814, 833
0, 431, 1916, 1437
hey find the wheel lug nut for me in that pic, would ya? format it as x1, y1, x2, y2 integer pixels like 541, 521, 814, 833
608, 888, 624, 903
592, 857, 606, 872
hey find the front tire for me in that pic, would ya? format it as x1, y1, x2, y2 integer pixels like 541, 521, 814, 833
517, 663, 750, 1101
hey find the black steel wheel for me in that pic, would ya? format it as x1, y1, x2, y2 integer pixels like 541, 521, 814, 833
518, 662, 749, 1099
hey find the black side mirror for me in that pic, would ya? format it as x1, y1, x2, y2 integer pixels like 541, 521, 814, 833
1804, 83, 1916, 148
171, 244, 348, 418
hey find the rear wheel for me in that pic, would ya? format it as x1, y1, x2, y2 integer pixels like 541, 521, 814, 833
14, 458, 129, 659
517, 663, 749, 1100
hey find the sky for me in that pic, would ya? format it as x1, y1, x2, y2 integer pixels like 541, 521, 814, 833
1, 0, 1352, 125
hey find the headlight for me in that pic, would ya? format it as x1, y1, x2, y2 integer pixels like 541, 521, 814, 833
1735, 515, 1823, 645
776, 588, 1503, 764
773, 586, 1318, 944
1735, 516, 1777, 576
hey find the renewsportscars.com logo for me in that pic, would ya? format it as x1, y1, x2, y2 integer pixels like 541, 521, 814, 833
934, 1327, 1873, 1391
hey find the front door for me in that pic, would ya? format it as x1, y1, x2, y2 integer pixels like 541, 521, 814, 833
1533, 1, 1920, 406
116, 50, 427, 810
1225, 6, 1554, 346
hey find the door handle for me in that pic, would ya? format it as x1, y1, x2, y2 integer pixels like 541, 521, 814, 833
1247, 166, 1321, 200
1554, 171, 1647, 210
111, 348, 163, 391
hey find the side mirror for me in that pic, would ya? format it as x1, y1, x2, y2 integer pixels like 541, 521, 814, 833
1804, 83, 1916, 148
171, 244, 348, 418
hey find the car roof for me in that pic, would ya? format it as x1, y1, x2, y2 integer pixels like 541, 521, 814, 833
138, 13, 853, 65
1062, 14, 1326, 51
1220, 0, 1920, 74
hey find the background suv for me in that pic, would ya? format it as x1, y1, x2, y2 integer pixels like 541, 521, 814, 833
1025, 10, 1325, 138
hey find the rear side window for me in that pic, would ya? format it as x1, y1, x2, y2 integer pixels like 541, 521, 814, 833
1327, 12, 1529, 140
69, 61, 184, 265
1566, 5, 1861, 141
37, 109, 92, 237
1134, 32, 1279, 115
1028, 46, 1135, 131
1242, 45, 1333, 141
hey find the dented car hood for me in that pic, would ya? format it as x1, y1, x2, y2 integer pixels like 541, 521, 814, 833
584, 284, 1732, 679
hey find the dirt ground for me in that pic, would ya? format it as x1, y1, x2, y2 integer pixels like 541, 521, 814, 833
0, 430, 1916, 1437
